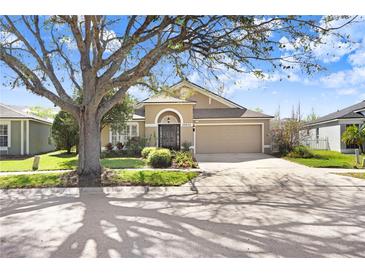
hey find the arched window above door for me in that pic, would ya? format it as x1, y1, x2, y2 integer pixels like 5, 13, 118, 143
160, 115, 179, 124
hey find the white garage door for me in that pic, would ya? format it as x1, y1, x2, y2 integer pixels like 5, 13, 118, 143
196, 124, 263, 153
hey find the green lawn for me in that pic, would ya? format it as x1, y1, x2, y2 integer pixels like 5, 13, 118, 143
101, 158, 145, 169
285, 150, 364, 169
335, 173, 365, 180
110, 170, 198, 186
0, 173, 62, 188
0, 170, 199, 188
0, 150, 146, 172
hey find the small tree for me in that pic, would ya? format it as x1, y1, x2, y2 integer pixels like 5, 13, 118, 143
305, 107, 318, 122
253, 107, 263, 113
342, 124, 365, 153
51, 111, 79, 154
272, 119, 303, 154
28, 106, 56, 120
100, 95, 135, 133
52, 95, 133, 154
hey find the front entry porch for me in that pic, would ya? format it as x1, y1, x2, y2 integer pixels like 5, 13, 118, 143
158, 124, 180, 150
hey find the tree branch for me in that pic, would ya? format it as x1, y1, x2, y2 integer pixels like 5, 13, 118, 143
0, 48, 79, 117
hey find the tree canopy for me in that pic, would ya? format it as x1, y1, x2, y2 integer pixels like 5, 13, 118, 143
0, 16, 357, 117
28, 106, 57, 119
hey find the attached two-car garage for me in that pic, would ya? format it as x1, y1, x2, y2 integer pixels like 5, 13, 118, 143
195, 124, 263, 154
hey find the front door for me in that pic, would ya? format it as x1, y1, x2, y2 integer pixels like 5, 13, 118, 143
158, 124, 180, 150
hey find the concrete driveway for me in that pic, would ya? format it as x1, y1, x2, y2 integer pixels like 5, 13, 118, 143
1, 154, 365, 257
196, 153, 305, 171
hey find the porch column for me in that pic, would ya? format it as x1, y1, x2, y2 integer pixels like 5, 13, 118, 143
20, 120, 24, 155
193, 124, 196, 155
26, 120, 29, 154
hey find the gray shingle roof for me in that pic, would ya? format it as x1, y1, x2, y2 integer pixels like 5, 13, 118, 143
306, 100, 365, 126
193, 108, 273, 119
0, 103, 53, 124
133, 108, 145, 119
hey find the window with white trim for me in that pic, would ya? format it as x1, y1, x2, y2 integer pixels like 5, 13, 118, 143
110, 124, 138, 145
0, 124, 9, 147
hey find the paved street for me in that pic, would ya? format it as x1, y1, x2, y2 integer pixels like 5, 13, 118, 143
1, 154, 365, 257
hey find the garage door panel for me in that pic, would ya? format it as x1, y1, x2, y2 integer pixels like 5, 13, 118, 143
196, 125, 262, 153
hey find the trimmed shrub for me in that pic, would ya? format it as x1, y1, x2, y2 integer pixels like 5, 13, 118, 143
105, 142, 113, 152
287, 145, 314, 158
174, 151, 198, 168
141, 147, 157, 159
101, 150, 128, 158
148, 149, 172, 168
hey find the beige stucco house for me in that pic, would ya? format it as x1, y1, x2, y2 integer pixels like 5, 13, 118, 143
101, 80, 273, 154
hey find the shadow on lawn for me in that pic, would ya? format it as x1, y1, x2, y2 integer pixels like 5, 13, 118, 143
48, 152, 78, 169
49, 152, 77, 158
1, 171, 365, 258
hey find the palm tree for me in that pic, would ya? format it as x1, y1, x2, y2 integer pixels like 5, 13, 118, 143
341, 124, 365, 153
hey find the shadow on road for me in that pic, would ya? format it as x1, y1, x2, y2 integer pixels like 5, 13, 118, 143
1, 171, 365, 258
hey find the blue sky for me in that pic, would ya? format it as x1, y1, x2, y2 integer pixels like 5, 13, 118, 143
1, 16, 365, 118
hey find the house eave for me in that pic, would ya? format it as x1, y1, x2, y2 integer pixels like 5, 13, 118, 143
304, 117, 365, 127
193, 117, 273, 120
0, 117, 53, 125
141, 102, 196, 105
354, 108, 365, 113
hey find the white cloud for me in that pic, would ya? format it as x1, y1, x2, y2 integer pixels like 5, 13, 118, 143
59, 36, 77, 49
127, 85, 150, 101
217, 69, 278, 95
349, 49, 365, 66
0, 31, 22, 47
336, 88, 358, 95
311, 34, 357, 63
279, 17, 365, 64
320, 66, 365, 88
320, 16, 365, 41
103, 29, 123, 53
279, 36, 295, 51
348, 40, 365, 66
61, 29, 122, 53
311, 17, 365, 63
220, 74, 264, 94
188, 71, 200, 83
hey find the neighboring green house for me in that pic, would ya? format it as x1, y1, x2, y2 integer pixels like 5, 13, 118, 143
0, 103, 55, 156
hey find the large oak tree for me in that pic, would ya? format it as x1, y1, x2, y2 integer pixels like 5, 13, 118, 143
0, 15, 356, 185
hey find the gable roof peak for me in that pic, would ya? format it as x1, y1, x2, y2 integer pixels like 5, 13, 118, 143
170, 79, 245, 109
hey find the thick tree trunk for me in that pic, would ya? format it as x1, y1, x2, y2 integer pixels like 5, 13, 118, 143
77, 108, 102, 187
